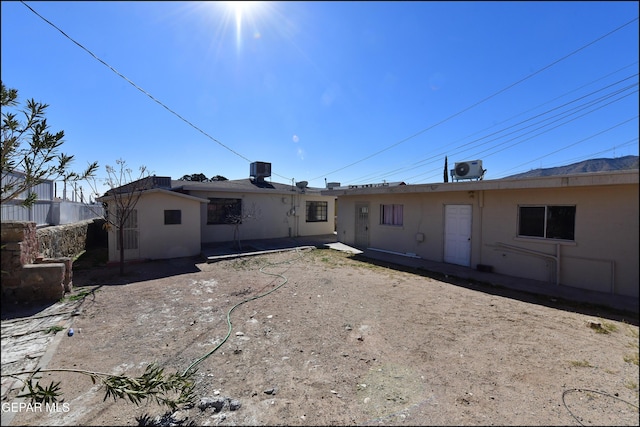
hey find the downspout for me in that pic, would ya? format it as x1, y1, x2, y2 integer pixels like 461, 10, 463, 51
478, 190, 484, 266
295, 192, 300, 237
556, 243, 560, 287
291, 192, 299, 238
289, 193, 294, 237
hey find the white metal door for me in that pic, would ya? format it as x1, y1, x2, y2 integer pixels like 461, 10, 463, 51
354, 203, 369, 248
119, 208, 140, 261
444, 204, 472, 267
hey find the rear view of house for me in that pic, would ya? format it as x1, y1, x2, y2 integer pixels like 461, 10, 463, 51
99, 162, 336, 263
327, 170, 639, 300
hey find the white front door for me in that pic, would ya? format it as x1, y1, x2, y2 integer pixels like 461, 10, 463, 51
444, 204, 472, 267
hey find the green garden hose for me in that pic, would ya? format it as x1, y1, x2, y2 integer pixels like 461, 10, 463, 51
182, 247, 310, 376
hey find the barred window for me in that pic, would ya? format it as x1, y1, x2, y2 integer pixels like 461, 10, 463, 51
306, 201, 328, 222
207, 198, 242, 224
116, 209, 138, 250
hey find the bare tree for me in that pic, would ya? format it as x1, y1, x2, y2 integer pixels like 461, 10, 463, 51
1, 81, 98, 207
88, 159, 149, 275
227, 202, 262, 250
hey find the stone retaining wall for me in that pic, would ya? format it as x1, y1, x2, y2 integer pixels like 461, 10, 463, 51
36, 218, 105, 258
1, 219, 106, 304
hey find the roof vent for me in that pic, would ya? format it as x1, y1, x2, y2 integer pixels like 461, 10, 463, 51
326, 182, 341, 189
250, 161, 271, 182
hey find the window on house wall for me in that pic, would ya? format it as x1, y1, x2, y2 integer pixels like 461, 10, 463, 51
207, 198, 242, 224
380, 204, 403, 226
518, 205, 576, 240
116, 209, 138, 250
306, 201, 328, 222
164, 209, 181, 225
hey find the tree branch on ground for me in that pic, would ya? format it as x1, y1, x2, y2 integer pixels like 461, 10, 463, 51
3, 363, 196, 411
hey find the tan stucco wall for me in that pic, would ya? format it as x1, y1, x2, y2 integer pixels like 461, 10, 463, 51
478, 184, 639, 297
337, 192, 475, 259
106, 192, 203, 262
336, 181, 639, 298
195, 192, 336, 243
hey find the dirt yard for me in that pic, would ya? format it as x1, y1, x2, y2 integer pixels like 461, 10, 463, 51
6, 247, 639, 426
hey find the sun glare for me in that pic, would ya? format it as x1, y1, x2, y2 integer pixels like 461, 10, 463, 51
224, 1, 262, 49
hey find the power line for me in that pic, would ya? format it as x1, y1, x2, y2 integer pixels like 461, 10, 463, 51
312, 16, 639, 182
19, 1, 638, 186
19, 1, 294, 183
353, 75, 638, 184
405, 95, 638, 183
493, 132, 639, 178
353, 64, 639, 184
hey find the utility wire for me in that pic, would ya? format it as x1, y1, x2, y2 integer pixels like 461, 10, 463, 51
356, 76, 638, 184
409, 136, 638, 184
19, 1, 294, 183
548, 138, 638, 167
362, 74, 638, 184
465, 95, 637, 161
406, 94, 638, 182
493, 136, 638, 178
20, 1, 638, 185
312, 16, 639, 183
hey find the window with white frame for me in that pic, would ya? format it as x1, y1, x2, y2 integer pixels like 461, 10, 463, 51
380, 204, 403, 226
518, 205, 575, 241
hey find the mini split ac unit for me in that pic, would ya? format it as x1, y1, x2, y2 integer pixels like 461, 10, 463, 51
453, 160, 484, 180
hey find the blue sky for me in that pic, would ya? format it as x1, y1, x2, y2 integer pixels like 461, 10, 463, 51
2, 1, 638, 199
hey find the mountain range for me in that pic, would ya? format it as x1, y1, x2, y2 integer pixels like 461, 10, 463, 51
502, 155, 639, 179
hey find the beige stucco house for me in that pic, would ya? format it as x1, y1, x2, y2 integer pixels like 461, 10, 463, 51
99, 163, 336, 263
324, 170, 639, 299
100, 187, 207, 263
173, 178, 335, 244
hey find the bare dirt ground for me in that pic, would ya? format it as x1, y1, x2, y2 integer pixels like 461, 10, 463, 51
6, 246, 640, 426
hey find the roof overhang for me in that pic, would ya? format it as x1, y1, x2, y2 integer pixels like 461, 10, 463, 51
97, 188, 209, 203
321, 170, 639, 196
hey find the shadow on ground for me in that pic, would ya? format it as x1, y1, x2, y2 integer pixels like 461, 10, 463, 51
349, 253, 640, 326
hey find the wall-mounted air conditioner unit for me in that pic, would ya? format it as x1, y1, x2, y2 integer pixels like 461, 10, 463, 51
453, 160, 484, 180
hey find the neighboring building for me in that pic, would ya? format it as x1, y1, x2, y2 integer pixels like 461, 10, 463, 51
98, 162, 336, 263
324, 170, 639, 299
1, 170, 103, 226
